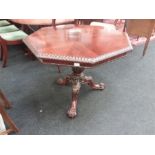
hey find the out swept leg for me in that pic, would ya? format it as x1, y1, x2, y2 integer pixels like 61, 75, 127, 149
0, 90, 12, 109
84, 76, 105, 90
67, 80, 81, 118
56, 67, 105, 118
2, 45, 8, 67
57, 65, 61, 73
57, 76, 70, 86
0, 105, 19, 135
0, 90, 18, 135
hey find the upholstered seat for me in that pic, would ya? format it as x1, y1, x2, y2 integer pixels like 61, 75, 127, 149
0, 25, 19, 34
0, 30, 27, 41
0, 20, 11, 27
0, 20, 28, 67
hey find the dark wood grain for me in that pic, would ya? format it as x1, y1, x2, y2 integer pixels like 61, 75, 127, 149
24, 25, 132, 67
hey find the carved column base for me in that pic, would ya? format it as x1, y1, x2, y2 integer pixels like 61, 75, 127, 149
57, 67, 105, 118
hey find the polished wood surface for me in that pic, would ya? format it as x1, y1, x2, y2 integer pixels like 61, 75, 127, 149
24, 25, 132, 67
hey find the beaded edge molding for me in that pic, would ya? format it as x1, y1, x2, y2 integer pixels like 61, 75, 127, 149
23, 33, 133, 64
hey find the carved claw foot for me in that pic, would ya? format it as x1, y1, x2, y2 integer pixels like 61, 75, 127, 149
84, 76, 105, 90
57, 77, 70, 86
56, 67, 105, 118
67, 78, 80, 118
91, 83, 105, 90
67, 107, 77, 118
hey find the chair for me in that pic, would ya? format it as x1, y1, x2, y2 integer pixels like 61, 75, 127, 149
0, 20, 28, 67
9, 19, 53, 34
0, 20, 10, 27
124, 19, 155, 56
0, 90, 19, 135
10, 19, 68, 73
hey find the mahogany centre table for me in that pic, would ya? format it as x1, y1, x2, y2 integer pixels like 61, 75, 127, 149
23, 25, 132, 118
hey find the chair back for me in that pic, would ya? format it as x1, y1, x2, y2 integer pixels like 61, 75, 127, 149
124, 19, 155, 56
125, 19, 155, 37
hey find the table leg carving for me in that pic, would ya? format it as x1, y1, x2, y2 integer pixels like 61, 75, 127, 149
67, 80, 81, 118
83, 76, 105, 90
57, 67, 105, 118
57, 76, 70, 86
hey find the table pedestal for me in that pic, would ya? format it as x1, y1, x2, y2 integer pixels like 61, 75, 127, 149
57, 67, 105, 118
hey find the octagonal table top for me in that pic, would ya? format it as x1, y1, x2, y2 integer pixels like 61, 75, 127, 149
23, 25, 133, 67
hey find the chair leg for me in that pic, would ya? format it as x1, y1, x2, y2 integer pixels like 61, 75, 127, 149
0, 90, 12, 109
2, 45, 8, 67
136, 36, 140, 41
0, 90, 19, 135
0, 45, 3, 61
0, 105, 19, 135
143, 37, 151, 56
114, 19, 119, 25
24, 48, 36, 60
57, 65, 61, 73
